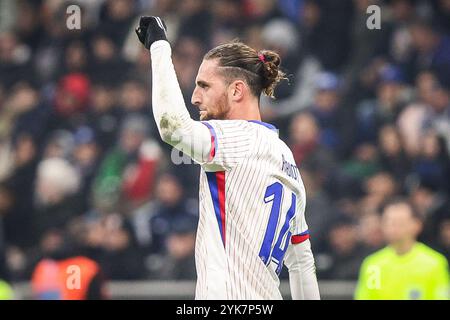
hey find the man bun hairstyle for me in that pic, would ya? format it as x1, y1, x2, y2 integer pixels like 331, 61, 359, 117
204, 40, 287, 99
258, 49, 284, 97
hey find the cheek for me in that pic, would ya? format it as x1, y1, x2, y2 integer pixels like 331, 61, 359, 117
382, 222, 397, 237
209, 90, 221, 102
217, 95, 230, 114
204, 92, 220, 110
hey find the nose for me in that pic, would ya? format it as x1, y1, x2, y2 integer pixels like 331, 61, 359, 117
191, 87, 201, 107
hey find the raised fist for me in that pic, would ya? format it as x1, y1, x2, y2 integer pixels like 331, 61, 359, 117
135, 16, 167, 49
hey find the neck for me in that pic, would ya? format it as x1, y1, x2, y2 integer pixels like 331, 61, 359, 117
391, 239, 416, 256
226, 100, 261, 121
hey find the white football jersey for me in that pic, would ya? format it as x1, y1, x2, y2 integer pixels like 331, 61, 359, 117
194, 120, 310, 300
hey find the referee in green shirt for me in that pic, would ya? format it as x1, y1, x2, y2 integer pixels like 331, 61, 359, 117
355, 199, 449, 300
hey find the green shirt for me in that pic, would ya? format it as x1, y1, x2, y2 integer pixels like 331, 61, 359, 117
0, 280, 14, 300
355, 242, 449, 300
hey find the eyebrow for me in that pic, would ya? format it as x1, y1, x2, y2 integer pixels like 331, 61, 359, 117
196, 80, 210, 87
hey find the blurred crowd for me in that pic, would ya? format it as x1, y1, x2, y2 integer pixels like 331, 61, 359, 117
0, 0, 449, 287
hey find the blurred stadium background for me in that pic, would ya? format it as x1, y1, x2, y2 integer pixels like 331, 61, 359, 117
0, 0, 449, 299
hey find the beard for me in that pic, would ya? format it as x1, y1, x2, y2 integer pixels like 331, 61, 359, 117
199, 93, 229, 121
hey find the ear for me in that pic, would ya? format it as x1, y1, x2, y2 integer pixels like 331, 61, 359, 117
228, 80, 246, 102
412, 218, 423, 237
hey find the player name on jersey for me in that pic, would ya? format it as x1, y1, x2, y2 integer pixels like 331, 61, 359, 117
281, 154, 300, 182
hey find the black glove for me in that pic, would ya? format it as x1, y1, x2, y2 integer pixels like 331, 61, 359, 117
135, 16, 168, 49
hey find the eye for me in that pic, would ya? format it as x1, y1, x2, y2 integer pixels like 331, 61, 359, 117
197, 82, 208, 89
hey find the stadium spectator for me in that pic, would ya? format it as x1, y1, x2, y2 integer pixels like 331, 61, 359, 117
176, 0, 213, 46
0, 31, 33, 88
356, 64, 410, 144
52, 73, 91, 132
95, 214, 146, 280
135, 173, 198, 258
357, 212, 384, 254
308, 71, 348, 155
288, 112, 336, 170
299, 166, 337, 253
33, 157, 83, 242
92, 115, 161, 212
98, 0, 137, 48
298, 0, 353, 71
361, 172, 399, 213
2, 133, 38, 248
345, 0, 387, 93
88, 33, 130, 86
118, 77, 160, 147
378, 0, 415, 64
334, 144, 381, 199
377, 124, 411, 182
407, 19, 450, 87
62, 41, 88, 76
317, 215, 368, 280
409, 178, 450, 252
172, 36, 206, 101
412, 131, 450, 192
153, 214, 197, 280
71, 126, 101, 212
0, 81, 47, 144
259, 18, 322, 121
86, 82, 123, 153
422, 85, 450, 154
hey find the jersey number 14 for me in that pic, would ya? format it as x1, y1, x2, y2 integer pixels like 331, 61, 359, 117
258, 182, 296, 275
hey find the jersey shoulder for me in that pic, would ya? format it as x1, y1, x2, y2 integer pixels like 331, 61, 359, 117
202, 119, 258, 144
204, 119, 255, 131
414, 243, 449, 268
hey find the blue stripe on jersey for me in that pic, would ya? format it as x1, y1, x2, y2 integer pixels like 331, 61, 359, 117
247, 120, 277, 131
299, 230, 310, 236
201, 121, 218, 156
291, 230, 310, 244
206, 171, 225, 247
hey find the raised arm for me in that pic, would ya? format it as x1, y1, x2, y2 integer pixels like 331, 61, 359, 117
135, 16, 212, 163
